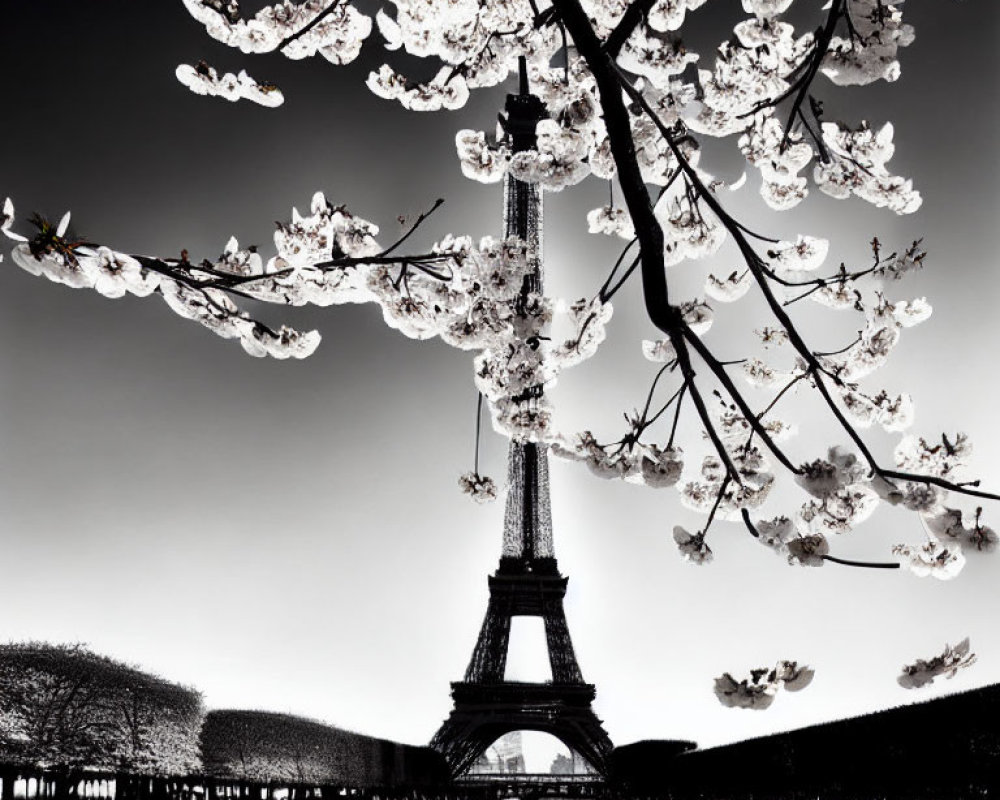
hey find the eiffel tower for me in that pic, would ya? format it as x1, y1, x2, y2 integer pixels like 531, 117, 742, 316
430, 70, 614, 779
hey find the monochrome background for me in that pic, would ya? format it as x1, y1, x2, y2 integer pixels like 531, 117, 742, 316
1, 1, 998, 753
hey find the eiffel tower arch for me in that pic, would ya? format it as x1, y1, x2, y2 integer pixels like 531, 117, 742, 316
430, 75, 614, 779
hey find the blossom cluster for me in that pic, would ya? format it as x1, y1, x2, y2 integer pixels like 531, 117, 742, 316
552, 431, 684, 490
734, 434, 994, 580
181, 0, 372, 64
714, 660, 815, 710
897, 638, 976, 689
175, 61, 284, 107
459, 472, 498, 503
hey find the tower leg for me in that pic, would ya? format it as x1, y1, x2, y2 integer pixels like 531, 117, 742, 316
463, 597, 512, 684
542, 602, 584, 684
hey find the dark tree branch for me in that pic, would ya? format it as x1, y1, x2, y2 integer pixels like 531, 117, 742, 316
474, 392, 484, 473
681, 325, 801, 474
703, 474, 733, 537
552, 0, 671, 331
880, 470, 1000, 502
821, 554, 900, 570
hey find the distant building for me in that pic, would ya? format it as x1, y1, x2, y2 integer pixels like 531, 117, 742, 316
550, 750, 598, 775
467, 732, 525, 774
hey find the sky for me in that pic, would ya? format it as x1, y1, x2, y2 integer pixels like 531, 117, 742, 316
1, 0, 999, 757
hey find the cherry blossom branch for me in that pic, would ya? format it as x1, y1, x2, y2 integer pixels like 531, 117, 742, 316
775, 0, 844, 152
680, 325, 801, 475
760, 245, 890, 290
741, 373, 805, 453
740, 510, 901, 570
730, 219, 780, 245
739, 0, 845, 153
813, 331, 863, 358
879, 471, 1000, 503
740, 508, 760, 539
758, 373, 805, 423
672, 333, 743, 484
604, 42, 1000, 507
798, 101, 831, 164
611, 71, 897, 478
131, 255, 285, 337
554, 0, 999, 519
552, 0, 750, 485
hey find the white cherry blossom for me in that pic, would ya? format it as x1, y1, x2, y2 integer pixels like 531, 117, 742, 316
455, 130, 510, 184
714, 659, 813, 710
705, 270, 752, 303
642, 338, 677, 364
815, 122, 921, 214
893, 540, 965, 580
508, 120, 591, 191
78, 247, 159, 298
822, 0, 914, 86
767, 235, 829, 273
176, 62, 284, 107
586, 205, 635, 240
672, 525, 713, 564
785, 533, 830, 567
1, 197, 28, 242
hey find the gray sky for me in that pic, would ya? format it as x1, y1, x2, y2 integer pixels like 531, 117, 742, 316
1, 1, 999, 753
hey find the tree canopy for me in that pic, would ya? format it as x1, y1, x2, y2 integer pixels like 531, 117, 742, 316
0, 643, 203, 773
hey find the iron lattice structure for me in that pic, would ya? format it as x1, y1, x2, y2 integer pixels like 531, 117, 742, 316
430, 82, 614, 779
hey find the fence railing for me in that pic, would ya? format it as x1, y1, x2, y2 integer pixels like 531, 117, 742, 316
0, 767, 522, 800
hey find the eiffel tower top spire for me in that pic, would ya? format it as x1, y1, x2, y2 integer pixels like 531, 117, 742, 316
498, 63, 555, 575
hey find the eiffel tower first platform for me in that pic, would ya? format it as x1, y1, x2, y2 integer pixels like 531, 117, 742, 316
430, 73, 614, 779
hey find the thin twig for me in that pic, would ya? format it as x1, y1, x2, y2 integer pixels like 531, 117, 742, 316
474, 392, 484, 474
379, 198, 445, 257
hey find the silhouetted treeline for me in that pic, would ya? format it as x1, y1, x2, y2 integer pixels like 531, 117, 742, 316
612, 683, 1000, 797
0, 644, 203, 774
